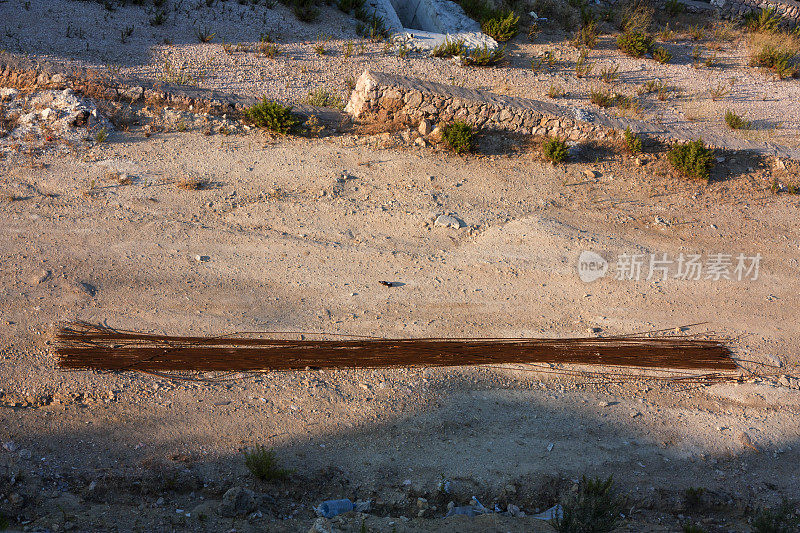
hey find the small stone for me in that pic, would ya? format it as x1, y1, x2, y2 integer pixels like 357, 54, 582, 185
586, 327, 602, 334
774, 158, 786, 170
18, 449, 32, 459
414, 137, 426, 147
309, 517, 332, 533
598, 401, 609, 407
0, 87, 19, 100
583, 169, 600, 179
195, 255, 210, 262
418, 119, 432, 136
434, 214, 464, 229
218, 486, 256, 517
2, 441, 17, 452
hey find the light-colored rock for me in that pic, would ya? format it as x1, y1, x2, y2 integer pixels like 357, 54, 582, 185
434, 214, 463, 229
218, 486, 256, 517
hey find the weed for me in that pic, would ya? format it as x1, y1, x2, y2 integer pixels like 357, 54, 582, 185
668, 139, 714, 181
94, 128, 108, 143
397, 43, 409, 58
195, 26, 216, 43
710, 82, 730, 101
293, 0, 320, 22
356, 13, 388, 40
314, 43, 326, 55
460, 44, 505, 66
575, 49, 594, 78
600, 64, 619, 83
616, 94, 642, 114
704, 52, 718, 67
750, 499, 800, 532
542, 137, 569, 163
750, 45, 799, 79
623, 126, 642, 153
120, 26, 134, 44
617, 31, 652, 57
573, 19, 599, 48
688, 24, 705, 40
744, 7, 782, 34
306, 88, 343, 108
260, 40, 280, 58
482, 11, 519, 42
657, 84, 674, 100
553, 475, 623, 533
337, 0, 364, 12
343, 40, 354, 58
345, 74, 357, 92
442, 121, 476, 153
243, 99, 299, 134
724, 109, 750, 129
431, 37, 466, 58
244, 445, 293, 481
652, 46, 672, 64
590, 88, 614, 107
176, 120, 188, 132
691, 45, 702, 67
665, 0, 684, 16
547, 84, 566, 98
150, 10, 166, 25
620, 0, 653, 33
528, 22, 541, 40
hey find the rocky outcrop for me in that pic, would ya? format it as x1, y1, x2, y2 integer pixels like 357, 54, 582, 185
711, 0, 800, 28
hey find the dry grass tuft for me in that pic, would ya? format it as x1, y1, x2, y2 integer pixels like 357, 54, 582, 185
176, 177, 210, 190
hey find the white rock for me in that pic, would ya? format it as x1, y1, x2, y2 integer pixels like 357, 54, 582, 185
0, 87, 19, 100
434, 214, 464, 229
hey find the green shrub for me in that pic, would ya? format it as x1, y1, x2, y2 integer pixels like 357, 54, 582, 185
724, 109, 750, 130
575, 49, 594, 77
750, 45, 799, 79
668, 139, 714, 181
244, 445, 293, 481
750, 499, 800, 533
355, 13, 388, 40
553, 476, 623, 533
460, 44, 505, 66
482, 11, 519, 42
600, 64, 619, 83
744, 7, 782, 33
623, 126, 642, 153
652, 46, 672, 64
244, 99, 299, 133
442, 121, 476, 153
617, 31, 653, 57
458, 0, 498, 23
431, 37, 467, 58
542, 137, 569, 163
292, 0, 319, 22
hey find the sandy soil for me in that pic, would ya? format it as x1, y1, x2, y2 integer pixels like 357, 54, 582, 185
1, 122, 800, 531
3, 0, 800, 152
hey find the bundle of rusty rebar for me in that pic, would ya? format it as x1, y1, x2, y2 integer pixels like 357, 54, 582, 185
55, 322, 738, 373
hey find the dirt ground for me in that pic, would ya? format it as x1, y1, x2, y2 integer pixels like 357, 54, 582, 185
1, 120, 800, 531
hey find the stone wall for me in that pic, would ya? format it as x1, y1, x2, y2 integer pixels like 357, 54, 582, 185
345, 70, 621, 143
711, 0, 800, 27
344, 70, 800, 161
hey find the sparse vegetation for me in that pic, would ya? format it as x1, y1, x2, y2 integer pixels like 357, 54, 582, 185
668, 139, 714, 181
623, 126, 642, 153
260, 40, 280, 58
724, 109, 750, 130
665, 0, 684, 16
195, 26, 216, 43
460, 44, 505, 66
710, 82, 730, 101
652, 46, 672, 64
620, 0, 653, 34
243, 99, 299, 134
482, 11, 519, 42
744, 7, 782, 34
314, 43, 326, 56
95, 128, 108, 143
441, 121, 476, 153
432, 38, 466, 58
244, 445, 293, 481
547, 84, 566, 98
750, 44, 799, 79
573, 19, 599, 49
356, 13, 388, 40
542, 137, 569, 163
600, 64, 619, 83
617, 31, 653, 57
575, 49, 594, 78
750, 499, 800, 532
590, 88, 615, 107
306, 88, 343, 109
552, 475, 623, 533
